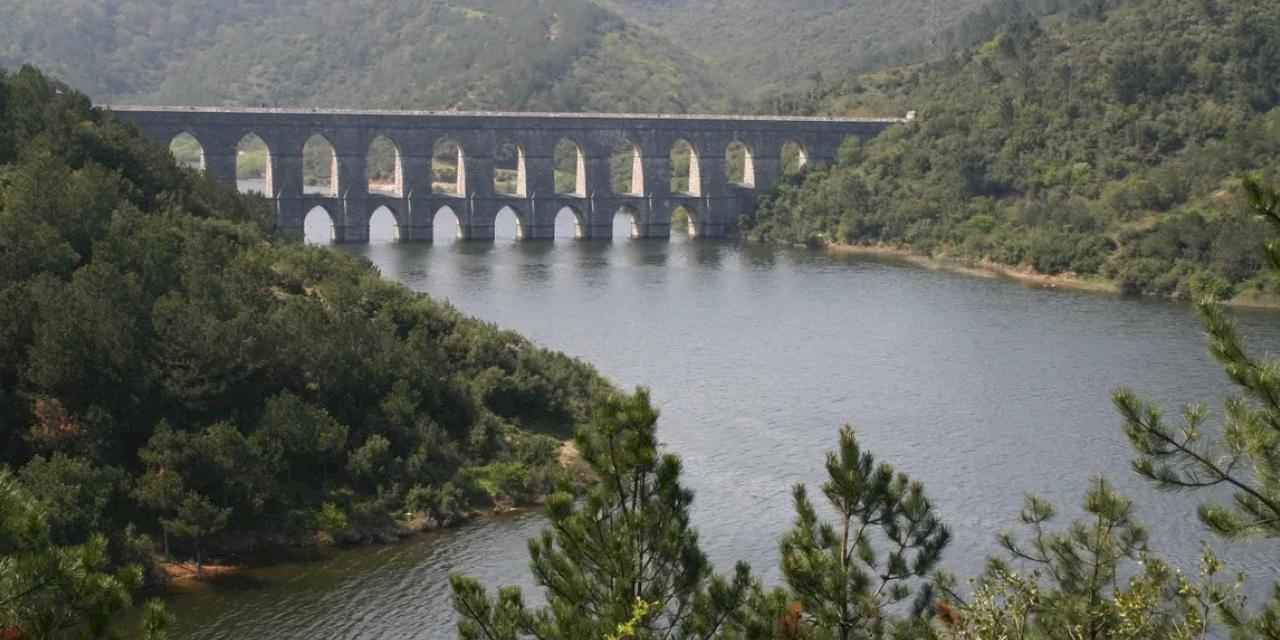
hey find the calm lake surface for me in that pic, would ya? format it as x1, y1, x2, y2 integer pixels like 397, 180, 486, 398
164, 212, 1280, 638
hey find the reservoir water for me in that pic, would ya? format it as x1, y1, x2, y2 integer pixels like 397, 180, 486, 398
164, 213, 1280, 638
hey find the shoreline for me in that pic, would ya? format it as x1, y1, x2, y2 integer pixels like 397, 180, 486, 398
157, 503, 546, 591
823, 242, 1280, 309
824, 242, 1119, 294
155, 440, 586, 588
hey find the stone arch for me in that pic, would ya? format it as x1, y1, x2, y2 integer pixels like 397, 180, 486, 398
609, 139, 644, 195
235, 132, 273, 196
433, 205, 463, 242
671, 204, 700, 238
303, 206, 335, 245
669, 139, 701, 196
369, 205, 400, 243
554, 206, 586, 240
303, 134, 338, 196
494, 205, 524, 241
494, 141, 527, 196
169, 132, 205, 172
366, 135, 403, 197
781, 140, 809, 175
433, 139, 466, 196
554, 138, 586, 196
612, 205, 641, 240
725, 140, 755, 187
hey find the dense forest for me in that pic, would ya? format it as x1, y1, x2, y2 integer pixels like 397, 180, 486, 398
0, 64, 612, 621
743, 0, 1280, 303
602, 0, 987, 98
0, 0, 736, 113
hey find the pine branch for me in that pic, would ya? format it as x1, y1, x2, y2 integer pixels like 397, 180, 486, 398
1118, 391, 1280, 525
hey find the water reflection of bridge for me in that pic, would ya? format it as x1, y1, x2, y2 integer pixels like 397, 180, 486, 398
113, 106, 904, 242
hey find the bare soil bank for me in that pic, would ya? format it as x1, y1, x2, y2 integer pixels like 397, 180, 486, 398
824, 242, 1280, 309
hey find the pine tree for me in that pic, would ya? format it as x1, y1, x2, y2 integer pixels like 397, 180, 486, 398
740, 425, 950, 640
1113, 177, 1280, 639
939, 477, 1238, 640
0, 469, 172, 639
450, 387, 753, 639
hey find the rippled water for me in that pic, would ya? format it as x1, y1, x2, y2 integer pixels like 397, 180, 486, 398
163, 213, 1280, 638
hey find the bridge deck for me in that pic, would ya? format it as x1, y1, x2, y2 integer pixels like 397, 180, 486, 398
107, 104, 906, 125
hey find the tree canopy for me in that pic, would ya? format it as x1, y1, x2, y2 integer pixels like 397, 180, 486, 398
0, 65, 612, 592
743, 0, 1280, 303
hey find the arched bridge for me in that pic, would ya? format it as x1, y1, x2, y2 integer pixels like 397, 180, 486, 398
110, 106, 905, 242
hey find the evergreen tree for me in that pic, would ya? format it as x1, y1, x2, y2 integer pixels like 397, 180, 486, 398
938, 477, 1238, 640
0, 469, 170, 639
1113, 177, 1280, 638
450, 387, 753, 639
740, 425, 950, 640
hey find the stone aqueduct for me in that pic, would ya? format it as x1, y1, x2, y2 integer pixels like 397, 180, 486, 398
111, 106, 904, 242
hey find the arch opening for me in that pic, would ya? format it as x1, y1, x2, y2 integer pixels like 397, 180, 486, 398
554, 207, 584, 241
494, 142, 526, 196
366, 136, 403, 197
433, 139, 465, 196
554, 138, 586, 196
303, 206, 334, 245
369, 205, 399, 244
494, 206, 523, 242
170, 133, 205, 172
609, 141, 644, 196
612, 207, 640, 241
669, 139, 701, 196
725, 141, 754, 187
303, 135, 338, 196
671, 206, 698, 238
782, 141, 809, 175
236, 133, 272, 196
434, 206, 462, 244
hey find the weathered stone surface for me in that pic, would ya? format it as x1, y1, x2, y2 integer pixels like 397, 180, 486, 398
110, 106, 902, 242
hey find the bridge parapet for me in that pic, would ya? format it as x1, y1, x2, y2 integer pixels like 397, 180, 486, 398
109, 106, 904, 242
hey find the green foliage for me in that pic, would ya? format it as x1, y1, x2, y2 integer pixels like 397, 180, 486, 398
1111, 178, 1280, 638
450, 388, 753, 639
742, 0, 1280, 301
0, 0, 736, 113
601, 0, 991, 100
235, 145, 267, 180
605, 598, 661, 640
0, 468, 169, 639
0, 66, 612, 577
943, 542, 1239, 640
311, 503, 350, 536
168, 135, 202, 170
740, 425, 950, 640
932, 478, 1246, 640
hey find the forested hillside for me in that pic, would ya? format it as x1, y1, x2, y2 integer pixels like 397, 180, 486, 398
601, 0, 989, 96
0, 0, 736, 112
0, 66, 611, 590
744, 0, 1280, 302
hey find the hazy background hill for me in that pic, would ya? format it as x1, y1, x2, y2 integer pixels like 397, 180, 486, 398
599, 0, 992, 96
0, 0, 739, 112
0, 0, 1060, 112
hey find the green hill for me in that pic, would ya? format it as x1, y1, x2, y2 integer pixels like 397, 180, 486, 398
0, 0, 737, 113
743, 0, 1280, 302
0, 65, 612, 580
599, 0, 993, 96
